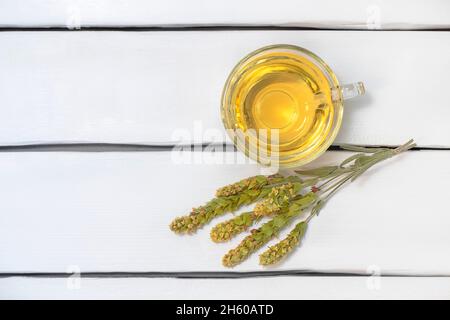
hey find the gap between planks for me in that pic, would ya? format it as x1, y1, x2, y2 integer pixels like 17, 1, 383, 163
2, 271, 450, 279
1, 26, 450, 32
0, 143, 448, 152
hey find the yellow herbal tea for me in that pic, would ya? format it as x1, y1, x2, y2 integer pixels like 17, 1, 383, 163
221, 45, 353, 168
233, 52, 334, 155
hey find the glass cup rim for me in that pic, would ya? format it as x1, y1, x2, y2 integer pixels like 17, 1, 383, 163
221, 44, 344, 168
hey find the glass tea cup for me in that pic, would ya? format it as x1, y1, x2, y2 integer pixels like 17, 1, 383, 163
221, 44, 365, 168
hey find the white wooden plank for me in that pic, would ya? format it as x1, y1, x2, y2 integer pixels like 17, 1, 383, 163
0, 1, 449, 29
1, 276, 449, 300
0, 31, 449, 147
0, 150, 449, 273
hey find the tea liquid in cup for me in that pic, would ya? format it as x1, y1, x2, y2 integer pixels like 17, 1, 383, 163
221, 45, 364, 168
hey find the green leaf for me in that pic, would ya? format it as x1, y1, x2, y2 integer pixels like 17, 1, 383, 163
289, 203, 301, 212
339, 144, 386, 153
255, 175, 267, 185
294, 222, 308, 237
292, 182, 303, 193
285, 175, 302, 183
237, 194, 250, 206
233, 215, 244, 226
242, 212, 254, 226
354, 155, 374, 167
299, 222, 308, 235
295, 166, 338, 177
340, 153, 366, 168
259, 188, 271, 198
253, 231, 264, 241
295, 193, 318, 208
273, 215, 286, 228
287, 207, 301, 217
261, 224, 274, 237
247, 189, 259, 197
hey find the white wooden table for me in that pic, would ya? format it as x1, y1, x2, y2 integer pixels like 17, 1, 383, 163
0, 0, 449, 300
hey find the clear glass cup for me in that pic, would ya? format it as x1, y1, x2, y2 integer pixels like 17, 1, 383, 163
221, 44, 365, 168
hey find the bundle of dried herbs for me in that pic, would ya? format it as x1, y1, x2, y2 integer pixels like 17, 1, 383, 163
169, 139, 415, 267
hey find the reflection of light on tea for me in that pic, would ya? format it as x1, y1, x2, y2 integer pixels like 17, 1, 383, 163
231, 52, 335, 164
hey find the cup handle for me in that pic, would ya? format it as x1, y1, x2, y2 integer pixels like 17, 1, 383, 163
339, 82, 365, 101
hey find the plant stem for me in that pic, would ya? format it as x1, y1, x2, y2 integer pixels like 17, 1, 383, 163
306, 139, 416, 222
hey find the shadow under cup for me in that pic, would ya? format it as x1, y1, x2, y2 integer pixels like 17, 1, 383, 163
221, 44, 364, 168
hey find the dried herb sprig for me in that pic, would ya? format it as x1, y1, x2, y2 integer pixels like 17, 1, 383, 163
254, 181, 302, 217
257, 139, 417, 265
215, 174, 283, 197
222, 192, 317, 267
210, 211, 259, 242
169, 191, 261, 234
170, 139, 415, 267
210, 181, 303, 242
259, 221, 307, 265
170, 174, 286, 233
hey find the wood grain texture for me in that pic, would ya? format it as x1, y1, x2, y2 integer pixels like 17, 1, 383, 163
0, 0, 449, 29
1, 276, 449, 299
0, 150, 448, 274
0, 31, 449, 147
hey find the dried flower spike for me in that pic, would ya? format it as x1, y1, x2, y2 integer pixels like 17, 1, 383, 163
222, 192, 317, 267
170, 187, 269, 234
259, 222, 308, 266
211, 179, 303, 242
215, 174, 283, 197
170, 174, 288, 234
254, 182, 301, 217
210, 211, 258, 242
